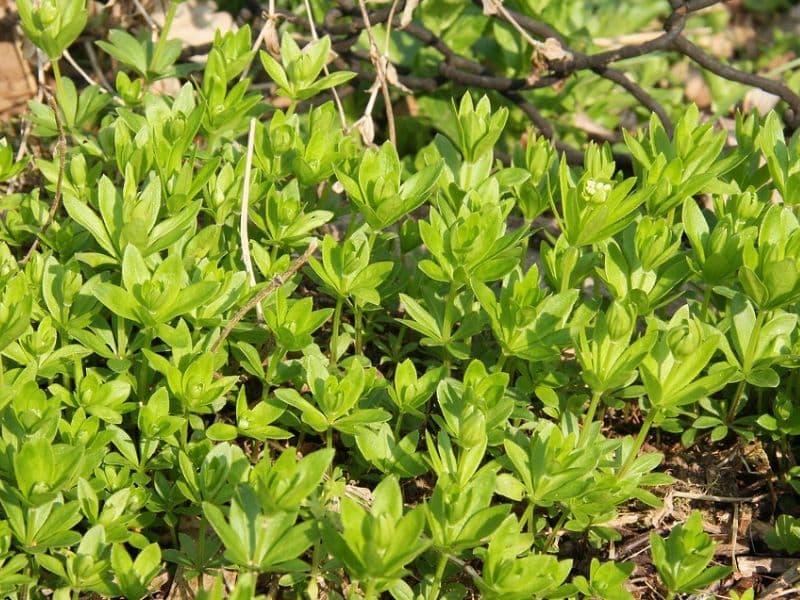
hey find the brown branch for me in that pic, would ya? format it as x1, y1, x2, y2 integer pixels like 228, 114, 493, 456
489, 3, 684, 134
596, 67, 674, 136
672, 34, 800, 127
338, 16, 588, 164
357, 0, 397, 145
211, 241, 318, 353
21, 93, 66, 265
298, 0, 799, 168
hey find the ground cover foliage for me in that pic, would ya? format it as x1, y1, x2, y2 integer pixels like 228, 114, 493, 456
4, 0, 800, 598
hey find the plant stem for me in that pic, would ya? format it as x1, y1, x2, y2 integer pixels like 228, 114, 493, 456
700, 285, 712, 321
394, 411, 404, 438
354, 304, 363, 356
150, 0, 179, 77
441, 285, 459, 342
73, 353, 83, 389
367, 229, 379, 251
344, 210, 359, 240
521, 502, 535, 535
427, 553, 448, 600
51, 58, 64, 101
579, 390, 603, 446
307, 538, 322, 600
326, 427, 333, 451
727, 379, 747, 425
137, 331, 154, 401
363, 578, 377, 600
441, 285, 459, 374
619, 408, 659, 478
266, 347, 286, 385
270, 243, 279, 268
544, 512, 567, 552
60, 333, 71, 390
330, 297, 344, 369
727, 309, 765, 422
196, 518, 207, 589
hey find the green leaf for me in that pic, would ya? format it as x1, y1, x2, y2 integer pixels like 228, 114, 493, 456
64, 195, 117, 258
89, 280, 140, 322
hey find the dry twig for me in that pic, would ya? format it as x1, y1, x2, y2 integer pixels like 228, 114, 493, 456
63, 48, 106, 90
300, 0, 800, 163
356, 0, 396, 145
211, 241, 318, 353
239, 118, 263, 322
671, 490, 770, 504
20, 93, 66, 265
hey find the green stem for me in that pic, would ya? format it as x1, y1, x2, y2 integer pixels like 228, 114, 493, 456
354, 305, 363, 356
392, 326, 406, 363
116, 314, 129, 358
367, 229, 379, 251
441, 285, 459, 374
270, 244, 280, 268
0, 354, 4, 389
521, 502, 535, 535
326, 427, 333, 451
394, 411, 404, 438
286, 100, 298, 118
196, 518, 207, 587
666, 207, 677, 227
519, 220, 532, 265
307, 538, 322, 600
619, 408, 659, 478
137, 330, 153, 401
728, 309, 765, 422
544, 512, 568, 553
495, 352, 507, 373
169, 517, 179, 548
51, 59, 64, 100
344, 210, 359, 240
266, 348, 286, 385
427, 553, 449, 600
150, 0, 179, 77
73, 352, 83, 389
442, 286, 458, 339
330, 297, 344, 370
364, 579, 377, 600
579, 390, 603, 446
700, 285, 712, 321
60, 332, 71, 390
727, 379, 748, 425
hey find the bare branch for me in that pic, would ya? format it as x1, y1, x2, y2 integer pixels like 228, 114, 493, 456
290, 0, 799, 166
211, 241, 318, 353
673, 34, 800, 127
21, 93, 66, 265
